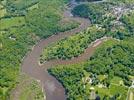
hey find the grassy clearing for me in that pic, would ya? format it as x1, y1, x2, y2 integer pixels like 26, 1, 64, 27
84, 81, 128, 99
108, 0, 134, 4
0, 8, 6, 18
110, 76, 124, 85
127, 88, 134, 100
7, 0, 39, 10
0, 17, 25, 30
97, 75, 107, 82
0, 4, 6, 18
94, 84, 128, 99
10, 74, 45, 100
57, 19, 80, 32
27, 3, 39, 11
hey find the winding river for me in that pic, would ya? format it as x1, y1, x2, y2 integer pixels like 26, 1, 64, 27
21, 1, 106, 100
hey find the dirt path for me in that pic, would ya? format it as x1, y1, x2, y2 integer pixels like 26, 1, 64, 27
21, 1, 108, 100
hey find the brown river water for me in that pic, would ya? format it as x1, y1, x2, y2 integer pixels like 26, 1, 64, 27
21, 1, 108, 100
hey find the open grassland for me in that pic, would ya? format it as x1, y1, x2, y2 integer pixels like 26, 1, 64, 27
27, 3, 39, 11
108, 0, 134, 4
0, 17, 25, 30
93, 84, 128, 99
128, 88, 134, 100
0, 8, 6, 18
0, 4, 6, 18
10, 74, 45, 100
6, 0, 39, 10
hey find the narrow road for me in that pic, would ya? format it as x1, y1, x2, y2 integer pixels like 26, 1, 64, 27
21, 1, 107, 100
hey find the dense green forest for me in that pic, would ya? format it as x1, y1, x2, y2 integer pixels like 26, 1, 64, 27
72, 2, 114, 24
0, 0, 80, 99
1, 0, 134, 100
41, 1, 134, 61
40, 25, 106, 62
49, 38, 134, 100
46, 0, 134, 100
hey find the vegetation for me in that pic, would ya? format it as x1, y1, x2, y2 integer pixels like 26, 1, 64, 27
0, 16, 25, 30
0, 0, 80, 99
40, 25, 106, 62
25, 0, 68, 38
85, 39, 134, 86
121, 11, 134, 32
49, 38, 134, 100
0, 26, 38, 100
41, 1, 134, 62
1, 0, 134, 99
46, 0, 134, 100
72, 1, 134, 33
127, 88, 134, 100
75, 0, 102, 2
10, 74, 45, 100
108, 0, 134, 4
72, 2, 116, 25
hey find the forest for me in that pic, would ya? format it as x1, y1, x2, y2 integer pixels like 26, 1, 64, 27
46, 0, 134, 100
49, 38, 134, 100
0, 0, 79, 99
40, 25, 106, 62
1, 0, 134, 100
41, 1, 134, 61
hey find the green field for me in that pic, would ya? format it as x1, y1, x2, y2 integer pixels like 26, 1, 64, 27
108, 0, 134, 4
0, 9, 6, 17
92, 84, 128, 99
10, 74, 45, 100
0, 17, 25, 30
127, 88, 134, 100
0, 4, 6, 18
6, 0, 39, 10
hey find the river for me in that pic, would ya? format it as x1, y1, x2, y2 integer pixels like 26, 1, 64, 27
21, 0, 106, 100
